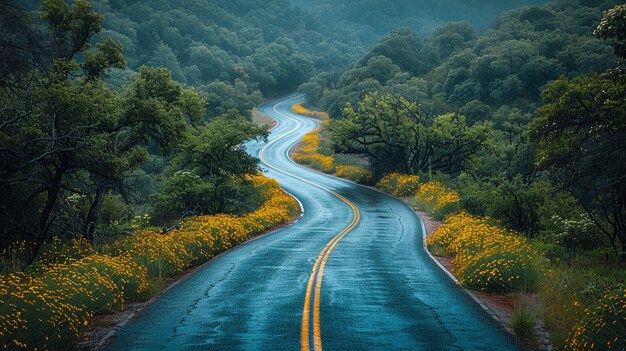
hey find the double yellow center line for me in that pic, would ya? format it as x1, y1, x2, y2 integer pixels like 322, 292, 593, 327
301, 192, 360, 351
257, 96, 361, 351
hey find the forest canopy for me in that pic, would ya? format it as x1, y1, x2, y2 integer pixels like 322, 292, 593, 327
0, 0, 270, 264
300, 0, 625, 260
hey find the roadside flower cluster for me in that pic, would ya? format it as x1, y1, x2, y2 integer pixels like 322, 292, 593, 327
336, 165, 372, 184
292, 126, 336, 173
0, 174, 298, 350
0, 252, 148, 350
376, 172, 623, 346
290, 102, 329, 119
414, 181, 460, 211
110, 175, 299, 279
292, 122, 372, 182
426, 212, 539, 293
375, 173, 421, 197
565, 288, 625, 350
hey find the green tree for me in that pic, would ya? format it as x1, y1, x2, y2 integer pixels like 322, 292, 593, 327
358, 27, 431, 76
201, 79, 262, 119
331, 93, 491, 177
0, 0, 205, 263
594, 4, 626, 60
529, 72, 626, 260
155, 111, 268, 223
430, 21, 477, 59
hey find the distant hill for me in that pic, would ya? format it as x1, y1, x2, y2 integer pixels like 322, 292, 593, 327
289, 0, 548, 39
18, 0, 547, 96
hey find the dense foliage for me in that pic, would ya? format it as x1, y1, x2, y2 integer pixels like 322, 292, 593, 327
2, 0, 625, 349
0, 1, 270, 266
306, 0, 620, 116
291, 0, 625, 347
290, 0, 546, 38
304, 0, 624, 242
16, 0, 547, 102
428, 211, 540, 292
331, 93, 491, 178
529, 71, 626, 264
17, 0, 358, 99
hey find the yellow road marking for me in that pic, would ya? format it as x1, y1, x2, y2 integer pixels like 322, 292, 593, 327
257, 96, 361, 351
312, 194, 360, 351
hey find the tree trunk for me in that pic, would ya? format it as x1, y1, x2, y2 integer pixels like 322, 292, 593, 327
84, 186, 105, 241
25, 165, 65, 266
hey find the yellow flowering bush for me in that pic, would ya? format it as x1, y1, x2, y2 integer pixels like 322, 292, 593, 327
0, 258, 125, 350
110, 174, 299, 278
293, 127, 374, 177
0, 173, 298, 350
565, 288, 626, 351
33, 237, 95, 266
290, 102, 329, 119
292, 127, 336, 173
427, 212, 539, 292
295, 153, 336, 173
415, 181, 460, 211
298, 133, 320, 154
336, 165, 372, 184
375, 173, 420, 197
110, 229, 193, 278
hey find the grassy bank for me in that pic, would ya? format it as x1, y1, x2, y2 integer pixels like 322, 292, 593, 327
0, 174, 299, 350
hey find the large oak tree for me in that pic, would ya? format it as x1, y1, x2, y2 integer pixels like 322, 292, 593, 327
331, 93, 491, 177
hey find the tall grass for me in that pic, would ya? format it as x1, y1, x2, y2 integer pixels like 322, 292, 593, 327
511, 300, 537, 341
565, 288, 625, 350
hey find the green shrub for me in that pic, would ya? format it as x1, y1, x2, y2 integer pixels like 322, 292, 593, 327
336, 165, 372, 184
432, 200, 461, 221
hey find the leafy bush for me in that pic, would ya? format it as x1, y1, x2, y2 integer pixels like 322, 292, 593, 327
150, 171, 216, 225
511, 301, 537, 340
292, 127, 336, 173
432, 198, 461, 220
533, 241, 568, 262
544, 214, 606, 254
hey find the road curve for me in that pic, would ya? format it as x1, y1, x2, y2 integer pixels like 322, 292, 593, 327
104, 95, 520, 350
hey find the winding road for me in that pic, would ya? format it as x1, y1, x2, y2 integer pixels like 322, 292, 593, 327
105, 95, 520, 350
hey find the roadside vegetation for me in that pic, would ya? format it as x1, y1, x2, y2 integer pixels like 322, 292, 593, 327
0, 1, 299, 349
290, 103, 373, 183
2, 0, 625, 349
294, 1, 625, 347
0, 174, 299, 350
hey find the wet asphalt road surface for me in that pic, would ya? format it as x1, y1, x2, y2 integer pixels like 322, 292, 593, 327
105, 95, 519, 351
